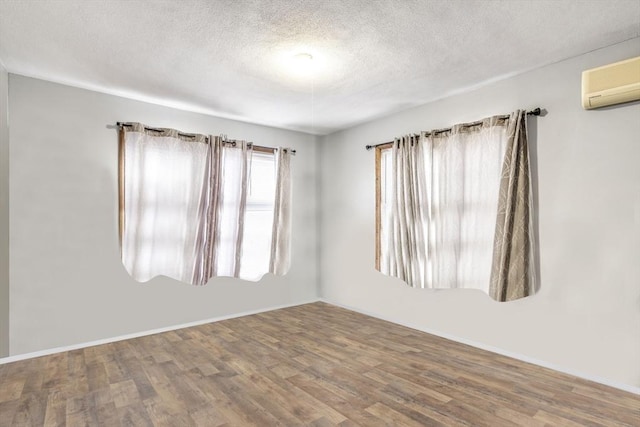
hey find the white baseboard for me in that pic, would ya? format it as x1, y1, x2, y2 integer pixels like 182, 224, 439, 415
3, 296, 638, 396
319, 298, 640, 396
0, 298, 320, 365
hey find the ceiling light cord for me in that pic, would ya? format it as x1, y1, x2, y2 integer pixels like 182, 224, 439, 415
311, 70, 315, 135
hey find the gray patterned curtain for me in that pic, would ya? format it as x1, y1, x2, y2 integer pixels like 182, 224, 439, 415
489, 110, 534, 301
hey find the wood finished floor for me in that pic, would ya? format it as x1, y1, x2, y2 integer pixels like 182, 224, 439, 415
0, 302, 638, 426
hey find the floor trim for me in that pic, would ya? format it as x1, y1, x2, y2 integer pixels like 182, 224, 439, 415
3, 296, 638, 395
319, 298, 640, 395
0, 299, 319, 365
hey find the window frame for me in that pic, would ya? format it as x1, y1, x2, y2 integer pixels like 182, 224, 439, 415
375, 143, 393, 270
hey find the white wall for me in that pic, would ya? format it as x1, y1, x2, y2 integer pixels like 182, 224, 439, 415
8, 75, 318, 355
5, 39, 639, 390
319, 38, 640, 388
0, 63, 8, 357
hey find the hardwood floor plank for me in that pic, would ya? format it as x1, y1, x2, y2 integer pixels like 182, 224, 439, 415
533, 409, 593, 427
42, 354, 68, 391
116, 404, 154, 427
208, 375, 285, 426
88, 388, 118, 426
0, 399, 22, 427
364, 402, 426, 427
287, 374, 387, 427
11, 391, 47, 427
570, 383, 640, 410
188, 405, 229, 427
143, 396, 198, 427
110, 379, 141, 409
66, 395, 100, 427
225, 360, 320, 424
552, 390, 638, 425
0, 377, 24, 403
0, 302, 637, 426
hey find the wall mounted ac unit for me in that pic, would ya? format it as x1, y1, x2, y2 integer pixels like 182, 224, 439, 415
582, 56, 640, 110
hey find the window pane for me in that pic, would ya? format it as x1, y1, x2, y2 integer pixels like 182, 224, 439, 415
240, 151, 276, 279
380, 149, 393, 273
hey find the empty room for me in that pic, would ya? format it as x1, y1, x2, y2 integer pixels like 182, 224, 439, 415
1, 0, 639, 425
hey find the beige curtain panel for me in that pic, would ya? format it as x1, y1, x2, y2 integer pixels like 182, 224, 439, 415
379, 110, 535, 302
383, 134, 428, 287
269, 147, 292, 276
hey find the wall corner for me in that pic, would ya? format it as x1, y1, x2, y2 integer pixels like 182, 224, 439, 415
0, 65, 10, 357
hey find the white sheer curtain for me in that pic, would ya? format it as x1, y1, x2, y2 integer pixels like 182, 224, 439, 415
426, 119, 507, 292
121, 125, 209, 283
120, 124, 293, 285
381, 116, 510, 295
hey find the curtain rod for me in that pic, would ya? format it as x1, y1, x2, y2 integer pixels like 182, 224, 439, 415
365, 108, 542, 151
116, 122, 296, 155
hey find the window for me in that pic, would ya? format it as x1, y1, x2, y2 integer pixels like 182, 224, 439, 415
120, 131, 210, 284
239, 151, 277, 280
374, 119, 530, 298
120, 124, 292, 285
209, 149, 277, 280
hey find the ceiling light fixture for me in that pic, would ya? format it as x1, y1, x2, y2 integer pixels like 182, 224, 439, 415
290, 52, 314, 75
294, 53, 313, 62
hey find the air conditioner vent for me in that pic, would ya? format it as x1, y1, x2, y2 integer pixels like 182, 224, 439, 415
582, 56, 640, 110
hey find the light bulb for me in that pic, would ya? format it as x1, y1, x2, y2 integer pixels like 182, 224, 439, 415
290, 52, 314, 74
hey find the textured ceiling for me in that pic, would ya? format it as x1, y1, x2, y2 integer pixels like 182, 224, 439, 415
1, 0, 639, 135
